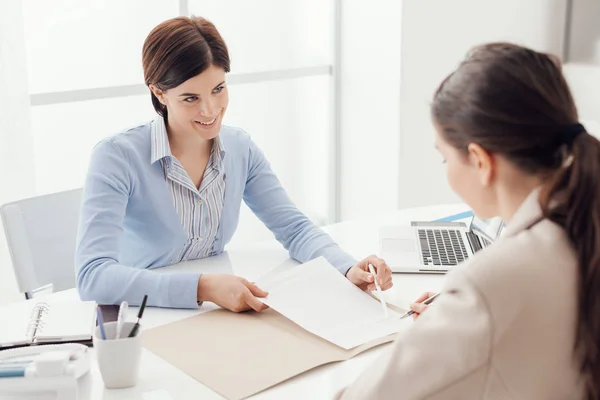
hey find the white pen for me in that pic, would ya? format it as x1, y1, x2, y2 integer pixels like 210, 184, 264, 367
116, 301, 128, 339
368, 264, 389, 318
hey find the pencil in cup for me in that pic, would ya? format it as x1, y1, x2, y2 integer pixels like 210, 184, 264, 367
116, 301, 129, 340
128, 294, 148, 338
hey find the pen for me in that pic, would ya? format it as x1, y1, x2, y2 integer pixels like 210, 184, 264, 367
400, 292, 441, 319
0, 368, 27, 378
96, 306, 107, 340
128, 295, 148, 338
368, 264, 389, 318
116, 301, 129, 339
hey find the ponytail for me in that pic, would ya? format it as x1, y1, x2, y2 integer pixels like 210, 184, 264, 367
540, 132, 600, 400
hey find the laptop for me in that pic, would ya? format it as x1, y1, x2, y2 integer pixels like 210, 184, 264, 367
379, 216, 504, 273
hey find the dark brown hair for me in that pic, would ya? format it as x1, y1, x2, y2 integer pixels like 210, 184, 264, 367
142, 16, 230, 118
432, 42, 600, 399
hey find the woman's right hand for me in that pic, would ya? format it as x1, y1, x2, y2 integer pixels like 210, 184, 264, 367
197, 274, 269, 313
409, 291, 436, 320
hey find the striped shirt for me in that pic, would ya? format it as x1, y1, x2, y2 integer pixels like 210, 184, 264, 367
150, 116, 226, 262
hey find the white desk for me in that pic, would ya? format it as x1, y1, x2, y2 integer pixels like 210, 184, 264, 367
8, 204, 467, 400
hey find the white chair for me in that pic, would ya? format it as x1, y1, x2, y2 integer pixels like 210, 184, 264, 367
0, 188, 82, 299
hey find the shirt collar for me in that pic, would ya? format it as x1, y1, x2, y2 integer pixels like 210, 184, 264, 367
211, 134, 226, 170
150, 115, 227, 166
150, 115, 172, 164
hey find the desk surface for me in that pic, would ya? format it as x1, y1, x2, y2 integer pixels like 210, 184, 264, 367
8, 204, 467, 400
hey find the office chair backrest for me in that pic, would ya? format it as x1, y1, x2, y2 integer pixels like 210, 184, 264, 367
0, 188, 82, 298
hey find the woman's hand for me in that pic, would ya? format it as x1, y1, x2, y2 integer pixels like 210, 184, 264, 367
409, 291, 436, 319
197, 274, 269, 313
346, 255, 393, 291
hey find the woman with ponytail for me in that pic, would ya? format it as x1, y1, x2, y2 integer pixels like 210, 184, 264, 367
338, 43, 598, 399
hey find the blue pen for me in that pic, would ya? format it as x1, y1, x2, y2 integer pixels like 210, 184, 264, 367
0, 368, 26, 378
96, 306, 107, 340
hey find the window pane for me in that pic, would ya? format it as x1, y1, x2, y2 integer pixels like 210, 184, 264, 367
31, 95, 155, 195
22, 0, 178, 93
31, 76, 331, 246
188, 0, 333, 74
225, 75, 332, 245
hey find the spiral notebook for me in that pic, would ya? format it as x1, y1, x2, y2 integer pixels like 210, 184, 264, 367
0, 299, 97, 349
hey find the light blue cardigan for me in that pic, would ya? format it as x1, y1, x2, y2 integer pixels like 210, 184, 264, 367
75, 121, 357, 308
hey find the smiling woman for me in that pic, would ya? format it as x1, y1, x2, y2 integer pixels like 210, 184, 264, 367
74, 16, 393, 312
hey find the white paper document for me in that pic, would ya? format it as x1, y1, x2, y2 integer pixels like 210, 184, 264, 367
257, 257, 412, 349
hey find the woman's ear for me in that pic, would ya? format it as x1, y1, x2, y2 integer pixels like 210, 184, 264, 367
467, 143, 494, 186
149, 85, 166, 105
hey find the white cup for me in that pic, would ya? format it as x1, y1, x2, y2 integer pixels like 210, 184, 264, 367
93, 321, 142, 389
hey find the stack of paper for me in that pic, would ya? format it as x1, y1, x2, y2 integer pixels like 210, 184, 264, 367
257, 257, 411, 349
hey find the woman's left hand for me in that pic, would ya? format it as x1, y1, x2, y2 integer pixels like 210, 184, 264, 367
346, 255, 393, 291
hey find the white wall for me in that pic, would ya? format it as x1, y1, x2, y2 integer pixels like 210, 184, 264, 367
0, 1, 35, 305
398, 0, 569, 208
0, 1, 337, 305
567, 0, 600, 65
564, 64, 600, 130
340, 0, 402, 220
563, 0, 600, 131
22, 1, 334, 248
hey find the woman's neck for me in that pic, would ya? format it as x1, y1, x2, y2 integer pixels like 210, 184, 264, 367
166, 120, 212, 159
496, 175, 544, 222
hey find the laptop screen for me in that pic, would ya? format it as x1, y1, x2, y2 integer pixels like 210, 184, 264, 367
469, 216, 504, 242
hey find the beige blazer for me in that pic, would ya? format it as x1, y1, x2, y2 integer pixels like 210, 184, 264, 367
338, 190, 586, 399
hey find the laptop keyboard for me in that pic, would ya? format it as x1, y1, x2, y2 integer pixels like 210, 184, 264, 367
418, 229, 469, 266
